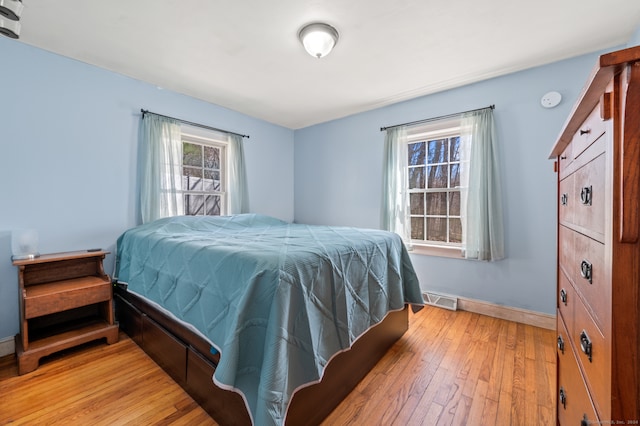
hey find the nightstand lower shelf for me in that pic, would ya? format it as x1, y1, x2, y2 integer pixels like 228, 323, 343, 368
15, 320, 119, 375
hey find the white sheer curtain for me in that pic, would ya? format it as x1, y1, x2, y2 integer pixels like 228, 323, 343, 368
459, 108, 505, 261
227, 133, 250, 214
139, 114, 184, 224
381, 126, 411, 245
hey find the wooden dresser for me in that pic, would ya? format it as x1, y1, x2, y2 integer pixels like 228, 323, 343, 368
550, 45, 640, 424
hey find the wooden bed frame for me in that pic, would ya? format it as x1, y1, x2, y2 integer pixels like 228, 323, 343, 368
113, 284, 409, 425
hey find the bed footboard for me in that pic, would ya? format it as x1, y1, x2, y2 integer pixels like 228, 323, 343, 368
114, 284, 408, 425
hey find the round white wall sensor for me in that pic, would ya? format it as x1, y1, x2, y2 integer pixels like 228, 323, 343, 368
541, 91, 562, 108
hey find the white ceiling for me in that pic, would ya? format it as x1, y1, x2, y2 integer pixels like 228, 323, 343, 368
15, 0, 640, 129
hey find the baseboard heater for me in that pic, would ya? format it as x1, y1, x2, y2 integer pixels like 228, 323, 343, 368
423, 291, 458, 311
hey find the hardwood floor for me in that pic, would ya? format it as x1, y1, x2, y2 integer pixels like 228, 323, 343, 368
0, 306, 556, 425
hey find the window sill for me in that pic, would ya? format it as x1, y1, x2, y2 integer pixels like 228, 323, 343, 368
409, 244, 464, 259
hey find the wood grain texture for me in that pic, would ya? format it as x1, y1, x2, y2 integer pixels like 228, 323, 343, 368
619, 62, 640, 243
0, 307, 556, 425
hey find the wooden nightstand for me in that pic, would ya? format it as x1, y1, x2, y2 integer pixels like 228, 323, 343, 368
13, 250, 119, 374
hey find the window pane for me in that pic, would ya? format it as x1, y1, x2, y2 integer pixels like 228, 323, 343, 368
450, 136, 461, 162
426, 165, 448, 188
408, 142, 425, 166
426, 218, 447, 242
450, 218, 462, 243
183, 167, 203, 191
411, 217, 424, 240
185, 194, 204, 215
450, 163, 460, 188
408, 167, 425, 189
204, 146, 220, 169
449, 191, 460, 216
410, 193, 424, 215
426, 192, 447, 215
205, 195, 221, 216
203, 170, 221, 192
427, 139, 447, 164
183, 143, 202, 167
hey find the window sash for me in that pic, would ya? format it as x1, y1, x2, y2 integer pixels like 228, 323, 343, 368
181, 133, 228, 216
407, 123, 462, 247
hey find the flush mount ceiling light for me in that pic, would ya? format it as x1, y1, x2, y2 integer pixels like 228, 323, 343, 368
298, 22, 339, 59
0, 0, 23, 39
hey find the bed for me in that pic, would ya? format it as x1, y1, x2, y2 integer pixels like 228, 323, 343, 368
113, 214, 423, 425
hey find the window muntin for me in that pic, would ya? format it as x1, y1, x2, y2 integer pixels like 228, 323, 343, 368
181, 134, 227, 216
408, 122, 464, 247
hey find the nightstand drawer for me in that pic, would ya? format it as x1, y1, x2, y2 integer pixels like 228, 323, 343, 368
24, 277, 112, 319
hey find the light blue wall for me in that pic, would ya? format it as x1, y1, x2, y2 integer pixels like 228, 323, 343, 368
628, 24, 640, 46
293, 50, 616, 315
0, 38, 295, 341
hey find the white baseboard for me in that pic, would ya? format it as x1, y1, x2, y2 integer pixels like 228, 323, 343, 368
0, 336, 15, 358
457, 297, 555, 330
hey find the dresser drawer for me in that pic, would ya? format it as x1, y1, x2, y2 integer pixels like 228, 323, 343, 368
558, 226, 574, 280
558, 143, 573, 180
559, 174, 574, 225
573, 296, 611, 421
573, 152, 605, 239
557, 321, 599, 426
571, 104, 606, 161
557, 310, 570, 359
573, 232, 609, 333
558, 272, 575, 338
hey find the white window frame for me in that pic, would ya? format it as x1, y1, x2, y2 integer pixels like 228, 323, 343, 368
406, 117, 466, 258
180, 127, 228, 217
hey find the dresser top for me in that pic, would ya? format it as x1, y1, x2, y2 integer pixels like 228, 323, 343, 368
549, 45, 640, 159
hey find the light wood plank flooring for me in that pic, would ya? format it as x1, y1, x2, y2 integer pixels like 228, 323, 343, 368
0, 306, 556, 425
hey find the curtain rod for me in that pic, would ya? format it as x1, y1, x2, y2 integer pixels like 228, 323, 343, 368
379, 104, 495, 132
141, 109, 250, 139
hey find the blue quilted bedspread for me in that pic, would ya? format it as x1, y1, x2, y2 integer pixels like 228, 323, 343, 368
115, 214, 422, 425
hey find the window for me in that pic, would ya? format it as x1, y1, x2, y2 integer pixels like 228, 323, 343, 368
381, 107, 503, 260
181, 133, 227, 216
407, 118, 464, 248
140, 112, 249, 224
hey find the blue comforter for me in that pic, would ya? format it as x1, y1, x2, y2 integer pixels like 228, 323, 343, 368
115, 214, 422, 425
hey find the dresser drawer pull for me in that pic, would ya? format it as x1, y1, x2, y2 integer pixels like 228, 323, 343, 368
559, 386, 566, 409
580, 260, 593, 284
560, 288, 567, 305
579, 128, 591, 135
557, 335, 565, 354
580, 185, 592, 205
580, 330, 592, 362
561, 193, 568, 206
